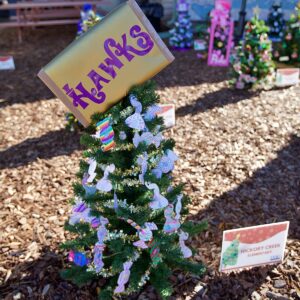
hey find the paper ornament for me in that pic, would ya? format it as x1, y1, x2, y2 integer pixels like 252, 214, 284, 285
145, 182, 169, 209
137, 152, 148, 184
95, 117, 116, 152
96, 164, 115, 192
163, 204, 180, 233
125, 95, 145, 130
133, 131, 163, 148
114, 260, 133, 293
68, 250, 90, 266
93, 217, 109, 272
152, 149, 178, 178
179, 231, 192, 258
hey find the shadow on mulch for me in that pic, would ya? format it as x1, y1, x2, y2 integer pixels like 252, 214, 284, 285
189, 133, 300, 299
0, 27, 75, 108
176, 87, 259, 116
0, 129, 81, 169
1, 136, 299, 299
0, 249, 97, 300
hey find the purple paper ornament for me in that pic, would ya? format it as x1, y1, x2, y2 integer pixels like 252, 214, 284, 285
179, 230, 192, 258
145, 182, 168, 210
152, 150, 178, 178
163, 204, 180, 233
96, 164, 115, 192
125, 95, 145, 130
133, 131, 163, 148
137, 152, 148, 184
114, 261, 133, 293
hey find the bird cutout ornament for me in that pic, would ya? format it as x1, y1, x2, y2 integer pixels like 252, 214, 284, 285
82, 174, 97, 196
163, 194, 183, 234
68, 250, 90, 267
96, 164, 115, 192
124, 218, 158, 249
137, 152, 148, 184
87, 158, 97, 183
152, 149, 178, 178
114, 260, 133, 293
144, 105, 160, 121
113, 191, 118, 210
93, 217, 109, 272
179, 231, 192, 258
125, 95, 145, 130
69, 198, 101, 228
145, 182, 169, 210
175, 194, 183, 220
133, 131, 163, 148
69, 198, 90, 225
163, 204, 181, 234
94, 117, 116, 152
222, 234, 240, 267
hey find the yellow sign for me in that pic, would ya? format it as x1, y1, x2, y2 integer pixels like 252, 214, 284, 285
38, 0, 174, 127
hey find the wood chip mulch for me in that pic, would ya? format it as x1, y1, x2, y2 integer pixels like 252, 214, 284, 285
0, 27, 299, 300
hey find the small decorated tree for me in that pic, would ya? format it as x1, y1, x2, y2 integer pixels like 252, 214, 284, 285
232, 16, 275, 90
61, 81, 207, 299
169, 0, 193, 49
77, 3, 101, 36
267, 1, 285, 42
275, 1, 300, 64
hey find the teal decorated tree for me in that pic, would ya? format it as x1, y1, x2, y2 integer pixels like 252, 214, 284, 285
231, 15, 275, 90
267, 1, 285, 42
222, 236, 239, 267
274, 1, 300, 64
61, 81, 207, 299
169, 0, 193, 49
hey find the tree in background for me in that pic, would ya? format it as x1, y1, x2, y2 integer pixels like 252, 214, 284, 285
274, 1, 300, 65
267, 1, 285, 42
77, 3, 101, 36
169, 0, 193, 49
61, 82, 207, 299
231, 16, 275, 90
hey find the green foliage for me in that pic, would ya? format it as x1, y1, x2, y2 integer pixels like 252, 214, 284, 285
61, 265, 96, 286
181, 220, 208, 236
150, 263, 173, 299
231, 16, 275, 90
62, 81, 206, 298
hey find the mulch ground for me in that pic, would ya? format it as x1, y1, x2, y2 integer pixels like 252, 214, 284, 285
0, 27, 299, 300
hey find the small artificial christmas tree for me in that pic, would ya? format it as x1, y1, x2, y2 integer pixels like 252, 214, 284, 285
77, 3, 101, 36
275, 1, 300, 64
267, 1, 285, 42
65, 5, 101, 132
232, 16, 275, 90
222, 236, 239, 268
169, 0, 193, 49
61, 81, 207, 299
